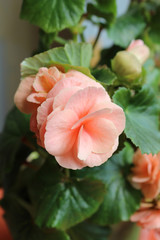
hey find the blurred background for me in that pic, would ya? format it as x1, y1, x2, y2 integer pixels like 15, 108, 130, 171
0, 0, 130, 131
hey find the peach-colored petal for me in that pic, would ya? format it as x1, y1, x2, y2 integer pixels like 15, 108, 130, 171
39, 120, 47, 147
65, 69, 104, 89
44, 109, 79, 156
131, 209, 160, 229
47, 75, 105, 99
77, 125, 93, 160
84, 118, 117, 154
72, 108, 112, 130
27, 92, 47, 104
37, 98, 54, 129
65, 87, 110, 118
14, 76, 37, 114
30, 111, 38, 135
33, 67, 62, 92
139, 229, 157, 240
84, 152, 109, 167
103, 102, 126, 135
155, 230, 160, 240
53, 87, 81, 110
142, 173, 160, 199
55, 147, 87, 170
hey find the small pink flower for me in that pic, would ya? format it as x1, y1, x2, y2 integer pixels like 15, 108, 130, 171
131, 207, 160, 230
139, 229, 160, 240
14, 66, 64, 113
127, 39, 150, 64
131, 149, 160, 199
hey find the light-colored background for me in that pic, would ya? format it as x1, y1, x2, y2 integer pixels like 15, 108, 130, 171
0, 0, 130, 131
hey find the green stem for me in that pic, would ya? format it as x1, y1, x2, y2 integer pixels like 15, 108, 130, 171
73, 33, 78, 42
80, 32, 85, 42
93, 25, 103, 49
54, 36, 68, 45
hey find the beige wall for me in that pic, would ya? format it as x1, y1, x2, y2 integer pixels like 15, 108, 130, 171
0, 0, 38, 130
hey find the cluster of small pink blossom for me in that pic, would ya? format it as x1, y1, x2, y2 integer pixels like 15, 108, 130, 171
130, 150, 160, 240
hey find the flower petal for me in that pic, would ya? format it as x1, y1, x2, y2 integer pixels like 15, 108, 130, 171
85, 118, 118, 154
55, 147, 87, 170
71, 108, 112, 130
37, 98, 54, 129
27, 92, 47, 104
103, 102, 125, 135
44, 109, 79, 156
53, 86, 81, 110
65, 87, 111, 118
33, 67, 60, 93
14, 76, 37, 113
77, 126, 92, 160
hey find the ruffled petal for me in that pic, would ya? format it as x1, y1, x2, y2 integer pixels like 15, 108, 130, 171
65, 87, 111, 118
77, 126, 92, 160
44, 109, 79, 156
85, 118, 118, 154
14, 76, 37, 114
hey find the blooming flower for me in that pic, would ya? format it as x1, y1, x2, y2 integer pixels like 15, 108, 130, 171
139, 229, 160, 240
15, 68, 125, 169
131, 149, 160, 199
131, 207, 160, 230
44, 86, 125, 169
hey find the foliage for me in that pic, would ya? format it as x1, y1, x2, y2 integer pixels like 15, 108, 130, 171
1, 0, 160, 240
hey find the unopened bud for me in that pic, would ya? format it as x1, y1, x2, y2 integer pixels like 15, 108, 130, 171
112, 51, 142, 84
127, 40, 150, 65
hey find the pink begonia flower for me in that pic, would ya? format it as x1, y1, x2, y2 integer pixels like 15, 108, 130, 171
131, 208, 160, 229
131, 201, 160, 230
15, 68, 125, 169
139, 229, 160, 240
14, 66, 64, 114
131, 149, 160, 199
30, 69, 104, 146
127, 39, 150, 65
44, 86, 125, 169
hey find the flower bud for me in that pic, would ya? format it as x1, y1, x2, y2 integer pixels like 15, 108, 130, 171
111, 51, 142, 84
127, 40, 150, 65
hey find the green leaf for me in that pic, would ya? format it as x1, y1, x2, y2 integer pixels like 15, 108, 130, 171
87, 0, 117, 25
108, 11, 146, 48
20, 0, 85, 33
144, 59, 160, 94
38, 30, 56, 52
0, 107, 30, 179
21, 42, 93, 78
3, 197, 70, 240
113, 87, 160, 154
73, 143, 141, 225
68, 221, 111, 240
92, 67, 117, 87
149, 8, 160, 44
29, 160, 105, 230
